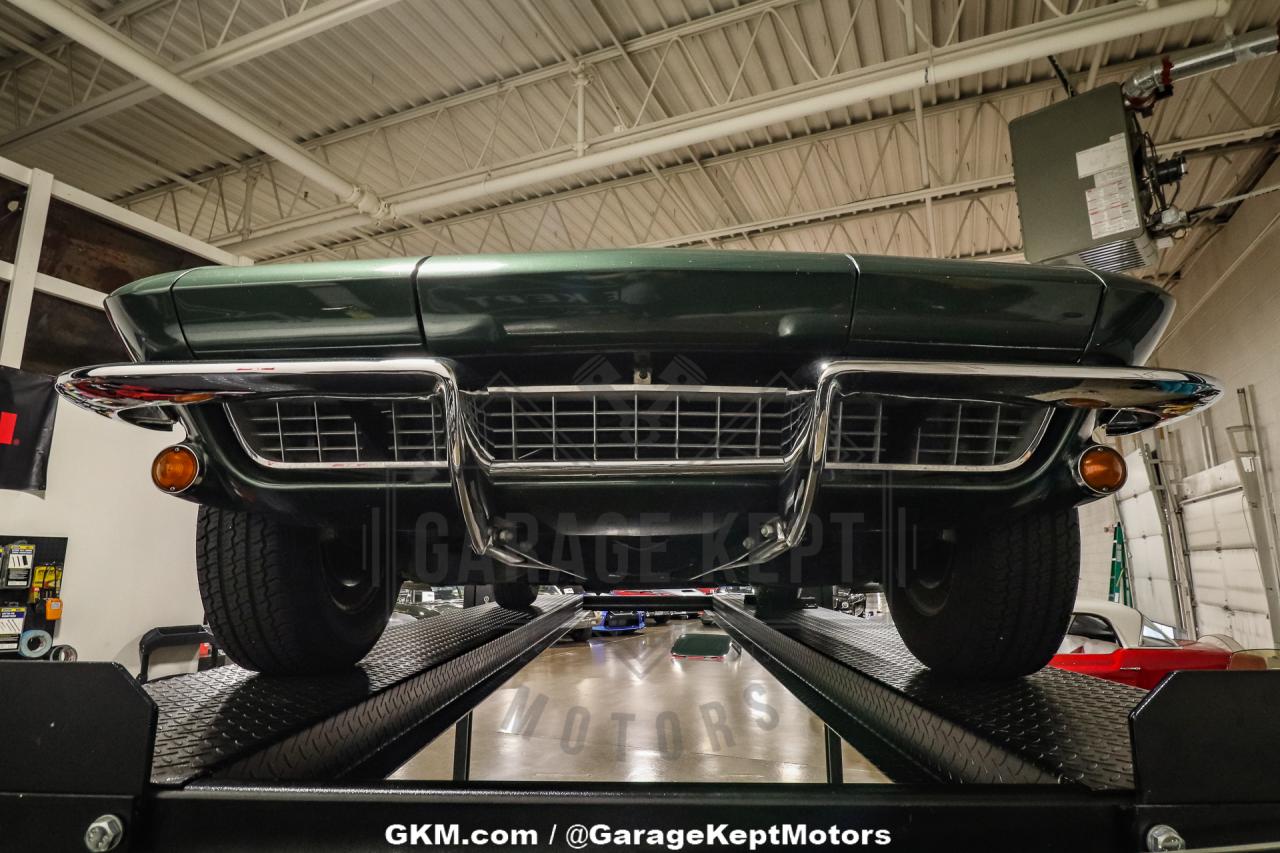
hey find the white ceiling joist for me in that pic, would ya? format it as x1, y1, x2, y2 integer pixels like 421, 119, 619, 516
160, 47, 1259, 258
0, 0, 165, 75
8, 0, 394, 221
263, 121, 1275, 263
112, 0, 815, 211
650, 125, 1278, 247
0, 0, 405, 151
219, 0, 1232, 255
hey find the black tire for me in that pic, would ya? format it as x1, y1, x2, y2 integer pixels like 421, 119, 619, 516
888, 506, 1079, 679
494, 582, 537, 610
197, 505, 397, 675
752, 584, 802, 618
570, 628, 592, 642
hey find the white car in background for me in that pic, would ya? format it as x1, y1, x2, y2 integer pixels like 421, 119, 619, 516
1049, 598, 1237, 689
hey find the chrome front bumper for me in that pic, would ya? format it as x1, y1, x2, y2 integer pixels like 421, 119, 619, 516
57, 358, 1221, 576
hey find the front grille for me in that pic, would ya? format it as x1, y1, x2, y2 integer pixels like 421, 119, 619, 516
464, 389, 812, 464
223, 389, 1047, 473
226, 396, 447, 467
826, 395, 1050, 469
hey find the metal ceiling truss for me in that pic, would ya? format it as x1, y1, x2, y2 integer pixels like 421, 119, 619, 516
186, 97, 1276, 265
6, 0, 1273, 268
23, 0, 1229, 260
0, 0, 401, 150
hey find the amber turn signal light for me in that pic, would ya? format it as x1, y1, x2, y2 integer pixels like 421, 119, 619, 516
152, 445, 201, 493
1076, 445, 1126, 494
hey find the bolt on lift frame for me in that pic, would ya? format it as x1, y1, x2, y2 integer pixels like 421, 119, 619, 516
2, 593, 1279, 852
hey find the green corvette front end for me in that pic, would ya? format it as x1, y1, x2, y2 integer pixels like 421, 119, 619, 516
56, 250, 1219, 677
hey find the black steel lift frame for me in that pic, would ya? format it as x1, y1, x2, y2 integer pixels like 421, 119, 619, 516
4, 593, 1280, 852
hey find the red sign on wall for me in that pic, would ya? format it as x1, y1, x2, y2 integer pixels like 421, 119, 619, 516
0, 411, 17, 445
0, 368, 58, 491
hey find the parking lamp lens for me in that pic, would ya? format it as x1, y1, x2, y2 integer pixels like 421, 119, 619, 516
1078, 446, 1126, 494
152, 445, 200, 493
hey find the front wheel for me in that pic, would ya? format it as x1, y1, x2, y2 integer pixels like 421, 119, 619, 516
196, 506, 397, 675
888, 506, 1080, 679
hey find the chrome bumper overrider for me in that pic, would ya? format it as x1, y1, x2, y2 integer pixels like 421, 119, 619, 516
56, 358, 1221, 576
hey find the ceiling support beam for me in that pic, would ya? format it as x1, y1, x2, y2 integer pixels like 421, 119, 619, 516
191, 51, 1260, 256
654, 128, 1277, 246
9, 0, 392, 223
115, 0, 812, 209
120, 45, 1217, 230
266, 123, 1277, 263
517, 0, 725, 247
650, 175, 1015, 247
0, 0, 166, 76
902, 0, 939, 257
0, 0, 406, 152
223, 0, 1232, 254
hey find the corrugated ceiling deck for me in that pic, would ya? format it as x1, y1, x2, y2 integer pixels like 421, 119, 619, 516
0, 0, 1274, 282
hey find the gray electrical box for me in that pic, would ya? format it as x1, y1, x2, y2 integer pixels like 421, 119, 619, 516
1010, 83, 1155, 272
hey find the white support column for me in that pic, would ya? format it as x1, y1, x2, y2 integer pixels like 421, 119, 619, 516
903, 0, 939, 258
34, 274, 107, 310
0, 169, 53, 369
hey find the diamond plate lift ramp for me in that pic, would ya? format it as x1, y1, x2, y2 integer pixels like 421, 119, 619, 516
712, 594, 1139, 788
3, 591, 1280, 852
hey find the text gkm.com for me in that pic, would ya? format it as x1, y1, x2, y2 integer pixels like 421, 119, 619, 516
385, 822, 893, 849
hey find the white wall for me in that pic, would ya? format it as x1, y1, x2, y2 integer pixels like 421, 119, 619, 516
1153, 158, 1280, 479
1147, 157, 1280, 645
0, 398, 201, 676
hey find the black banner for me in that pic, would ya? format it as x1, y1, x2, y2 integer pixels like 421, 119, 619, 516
0, 366, 58, 492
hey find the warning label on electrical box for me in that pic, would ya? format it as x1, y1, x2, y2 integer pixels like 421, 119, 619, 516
1077, 135, 1140, 240
1085, 165, 1141, 239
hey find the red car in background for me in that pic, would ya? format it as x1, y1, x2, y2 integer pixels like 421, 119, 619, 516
1049, 599, 1235, 690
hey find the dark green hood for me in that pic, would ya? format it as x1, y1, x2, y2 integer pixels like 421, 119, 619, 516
105, 249, 1170, 366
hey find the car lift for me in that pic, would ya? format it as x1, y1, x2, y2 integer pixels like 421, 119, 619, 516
3, 593, 1279, 852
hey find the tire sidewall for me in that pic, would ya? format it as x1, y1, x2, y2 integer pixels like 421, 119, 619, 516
888, 506, 1081, 679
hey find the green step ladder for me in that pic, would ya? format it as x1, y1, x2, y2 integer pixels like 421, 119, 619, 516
1108, 522, 1133, 607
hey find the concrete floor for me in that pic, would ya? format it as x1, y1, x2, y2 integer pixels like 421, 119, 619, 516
391, 618, 889, 784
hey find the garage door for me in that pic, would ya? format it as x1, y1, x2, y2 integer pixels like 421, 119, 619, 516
1180, 462, 1274, 648
1115, 448, 1186, 632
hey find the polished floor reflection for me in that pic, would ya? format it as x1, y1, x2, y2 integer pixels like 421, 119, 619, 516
391, 618, 889, 783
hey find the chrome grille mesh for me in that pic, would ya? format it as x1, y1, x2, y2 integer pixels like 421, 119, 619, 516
826, 395, 1050, 469
464, 389, 812, 463
226, 397, 447, 467
223, 388, 1050, 473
